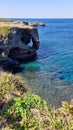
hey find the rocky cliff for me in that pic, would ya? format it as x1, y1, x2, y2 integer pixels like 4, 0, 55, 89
0, 20, 43, 63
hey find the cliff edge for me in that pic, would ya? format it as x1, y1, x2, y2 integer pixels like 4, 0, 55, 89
0, 20, 42, 63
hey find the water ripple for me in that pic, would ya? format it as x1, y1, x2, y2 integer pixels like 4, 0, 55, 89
20, 19, 73, 107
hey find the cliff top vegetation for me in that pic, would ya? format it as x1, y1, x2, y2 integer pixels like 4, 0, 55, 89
0, 71, 73, 130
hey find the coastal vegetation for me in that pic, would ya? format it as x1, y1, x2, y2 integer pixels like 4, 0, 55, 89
0, 71, 73, 130
0, 72, 28, 100
0, 18, 11, 22
0, 26, 10, 36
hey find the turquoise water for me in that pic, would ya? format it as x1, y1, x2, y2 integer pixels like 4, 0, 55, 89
20, 19, 73, 107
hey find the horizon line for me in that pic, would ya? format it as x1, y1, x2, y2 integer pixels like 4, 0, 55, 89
0, 17, 73, 19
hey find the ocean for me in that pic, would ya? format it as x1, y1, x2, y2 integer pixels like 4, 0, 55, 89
18, 19, 73, 107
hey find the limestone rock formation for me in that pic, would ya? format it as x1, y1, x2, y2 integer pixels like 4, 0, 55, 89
11, 20, 45, 27
28, 22, 45, 27
0, 20, 40, 62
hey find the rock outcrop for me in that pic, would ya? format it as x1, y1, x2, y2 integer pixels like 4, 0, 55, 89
11, 20, 45, 27
28, 22, 45, 27
0, 20, 40, 63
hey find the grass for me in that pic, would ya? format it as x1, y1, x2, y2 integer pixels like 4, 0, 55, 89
0, 72, 28, 100
0, 19, 12, 36
0, 18, 11, 22
0, 26, 10, 36
0, 71, 73, 130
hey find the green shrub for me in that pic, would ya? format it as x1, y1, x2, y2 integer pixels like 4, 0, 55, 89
7, 94, 47, 129
1, 94, 73, 130
0, 72, 73, 130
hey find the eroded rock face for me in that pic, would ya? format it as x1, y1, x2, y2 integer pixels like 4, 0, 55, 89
0, 21, 40, 61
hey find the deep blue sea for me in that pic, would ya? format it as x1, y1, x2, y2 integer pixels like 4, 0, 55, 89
18, 19, 73, 107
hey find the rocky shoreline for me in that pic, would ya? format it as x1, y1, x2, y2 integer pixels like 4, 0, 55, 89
0, 20, 45, 71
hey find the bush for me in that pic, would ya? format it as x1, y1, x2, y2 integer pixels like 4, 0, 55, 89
7, 94, 47, 130
2, 94, 72, 130
0, 72, 73, 130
